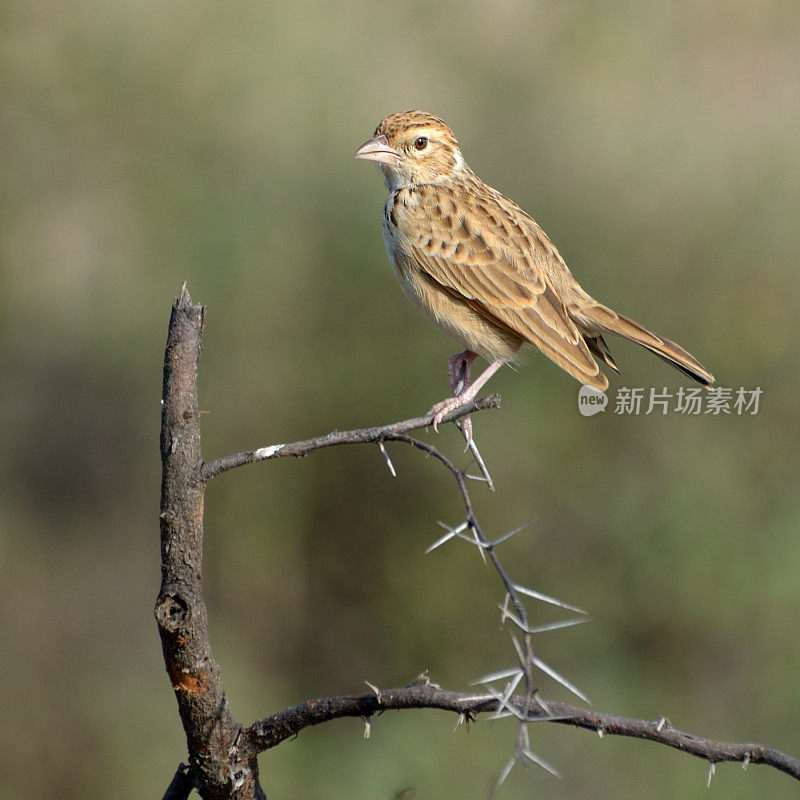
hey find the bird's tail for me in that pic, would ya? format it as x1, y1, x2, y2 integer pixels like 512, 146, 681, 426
581, 303, 714, 386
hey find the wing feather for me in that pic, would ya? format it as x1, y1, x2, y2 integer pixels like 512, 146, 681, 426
407, 184, 605, 387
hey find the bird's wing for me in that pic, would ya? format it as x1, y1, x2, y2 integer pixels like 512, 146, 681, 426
406, 184, 606, 388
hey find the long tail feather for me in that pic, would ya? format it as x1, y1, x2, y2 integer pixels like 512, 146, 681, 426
580, 304, 714, 386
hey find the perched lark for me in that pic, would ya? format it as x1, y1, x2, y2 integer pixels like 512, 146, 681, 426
356, 110, 713, 436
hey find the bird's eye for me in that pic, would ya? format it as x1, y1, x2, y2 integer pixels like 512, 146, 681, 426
413, 136, 429, 151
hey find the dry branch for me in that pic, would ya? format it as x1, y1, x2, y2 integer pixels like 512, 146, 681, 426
244, 685, 800, 780
201, 395, 501, 480
156, 285, 799, 798
156, 286, 264, 800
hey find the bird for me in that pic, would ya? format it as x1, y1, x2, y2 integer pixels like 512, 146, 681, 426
355, 110, 713, 438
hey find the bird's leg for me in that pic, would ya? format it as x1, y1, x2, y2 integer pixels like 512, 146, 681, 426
448, 349, 477, 396
445, 350, 477, 444
430, 351, 503, 444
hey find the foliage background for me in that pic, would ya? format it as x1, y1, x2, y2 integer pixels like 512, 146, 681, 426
1, 1, 798, 797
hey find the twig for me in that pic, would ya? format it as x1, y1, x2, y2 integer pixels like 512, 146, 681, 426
201, 395, 502, 480
374, 431, 542, 701
161, 763, 194, 800
243, 684, 800, 781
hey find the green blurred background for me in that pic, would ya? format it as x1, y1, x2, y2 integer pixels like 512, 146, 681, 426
1, 0, 798, 797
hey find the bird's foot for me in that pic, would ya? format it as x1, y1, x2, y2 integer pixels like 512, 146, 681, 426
430, 383, 480, 440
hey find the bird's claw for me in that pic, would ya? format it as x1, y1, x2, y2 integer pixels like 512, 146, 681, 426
430, 396, 465, 433
429, 399, 475, 447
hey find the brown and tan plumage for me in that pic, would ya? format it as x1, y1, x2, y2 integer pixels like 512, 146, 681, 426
356, 110, 713, 433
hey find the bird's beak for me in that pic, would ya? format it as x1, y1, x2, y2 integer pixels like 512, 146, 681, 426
355, 134, 401, 166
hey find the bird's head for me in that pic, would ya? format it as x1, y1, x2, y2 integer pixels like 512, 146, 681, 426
355, 110, 466, 189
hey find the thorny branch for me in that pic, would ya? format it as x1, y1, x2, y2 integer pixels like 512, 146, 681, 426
203, 386, 595, 783
242, 685, 800, 781
200, 395, 501, 480
158, 285, 800, 799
